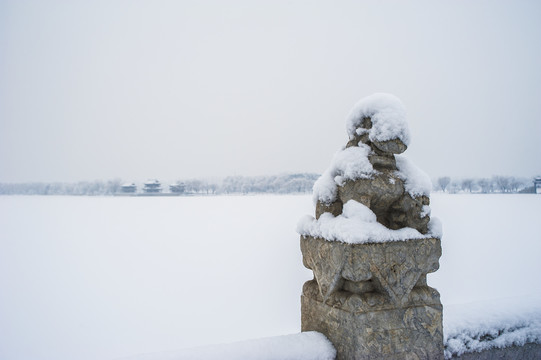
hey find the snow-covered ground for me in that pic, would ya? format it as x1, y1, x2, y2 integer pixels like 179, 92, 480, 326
118, 332, 336, 360
0, 194, 540, 360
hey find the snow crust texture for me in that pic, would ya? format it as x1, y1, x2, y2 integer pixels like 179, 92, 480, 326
119, 332, 336, 360
443, 296, 541, 358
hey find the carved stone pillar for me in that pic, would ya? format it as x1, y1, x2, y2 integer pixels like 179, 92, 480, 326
299, 94, 443, 359
301, 236, 443, 359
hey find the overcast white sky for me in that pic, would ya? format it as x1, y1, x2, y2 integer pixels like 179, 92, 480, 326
1, 0, 540, 183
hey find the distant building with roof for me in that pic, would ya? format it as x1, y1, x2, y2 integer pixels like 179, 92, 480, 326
121, 183, 137, 193
143, 179, 162, 193
535, 177, 541, 194
170, 182, 185, 194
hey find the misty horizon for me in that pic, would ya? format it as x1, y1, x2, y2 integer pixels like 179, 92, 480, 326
2, 1, 541, 183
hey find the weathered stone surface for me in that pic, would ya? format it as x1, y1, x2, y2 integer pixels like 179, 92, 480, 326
302, 296, 443, 360
338, 174, 404, 224
337, 174, 430, 234
367, 153, 397, 169
389, 194, 430, 234
301, 236, 442, 309
372, 138, 408, 154
316, 199, 343, 219
301, 236, 443, 360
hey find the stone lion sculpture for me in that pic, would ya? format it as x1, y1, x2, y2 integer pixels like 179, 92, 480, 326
312, 93, 432, 235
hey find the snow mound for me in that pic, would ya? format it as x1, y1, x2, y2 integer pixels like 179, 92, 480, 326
444, 295, 541, 358
117, 332, 336, 360
312, 144, 374, 205
297, 200, 442, 244
395, 155, 432, 197
346, 93, 410, 146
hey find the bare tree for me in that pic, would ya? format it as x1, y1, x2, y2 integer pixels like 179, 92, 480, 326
461, 178, 474, 192
509, 177, 528, 193
437, 177, 451, 192
477, 178, 493, 193
492, 176, 511, 193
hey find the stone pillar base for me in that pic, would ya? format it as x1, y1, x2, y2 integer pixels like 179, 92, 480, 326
302, 294, 443, 360
300, 236, 443, 360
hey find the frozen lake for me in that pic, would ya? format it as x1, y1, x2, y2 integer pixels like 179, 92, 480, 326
1, 194, 540, 360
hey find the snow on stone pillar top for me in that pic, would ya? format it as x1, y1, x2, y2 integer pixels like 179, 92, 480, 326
297, 93, 442, 243
346, 93, 410, 154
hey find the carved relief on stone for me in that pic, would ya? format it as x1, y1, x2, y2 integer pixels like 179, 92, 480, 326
301, 236, 442, 312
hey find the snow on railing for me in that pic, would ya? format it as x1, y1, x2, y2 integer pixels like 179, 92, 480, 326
443, 295, 541, 359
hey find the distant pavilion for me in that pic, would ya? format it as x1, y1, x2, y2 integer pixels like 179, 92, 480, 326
535, 177, 541, 194
121, 183, 137, 193
143, 180, 162, 193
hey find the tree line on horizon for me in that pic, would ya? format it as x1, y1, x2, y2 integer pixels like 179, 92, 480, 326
435, 175, 536, 194
0, 174, 537, 196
